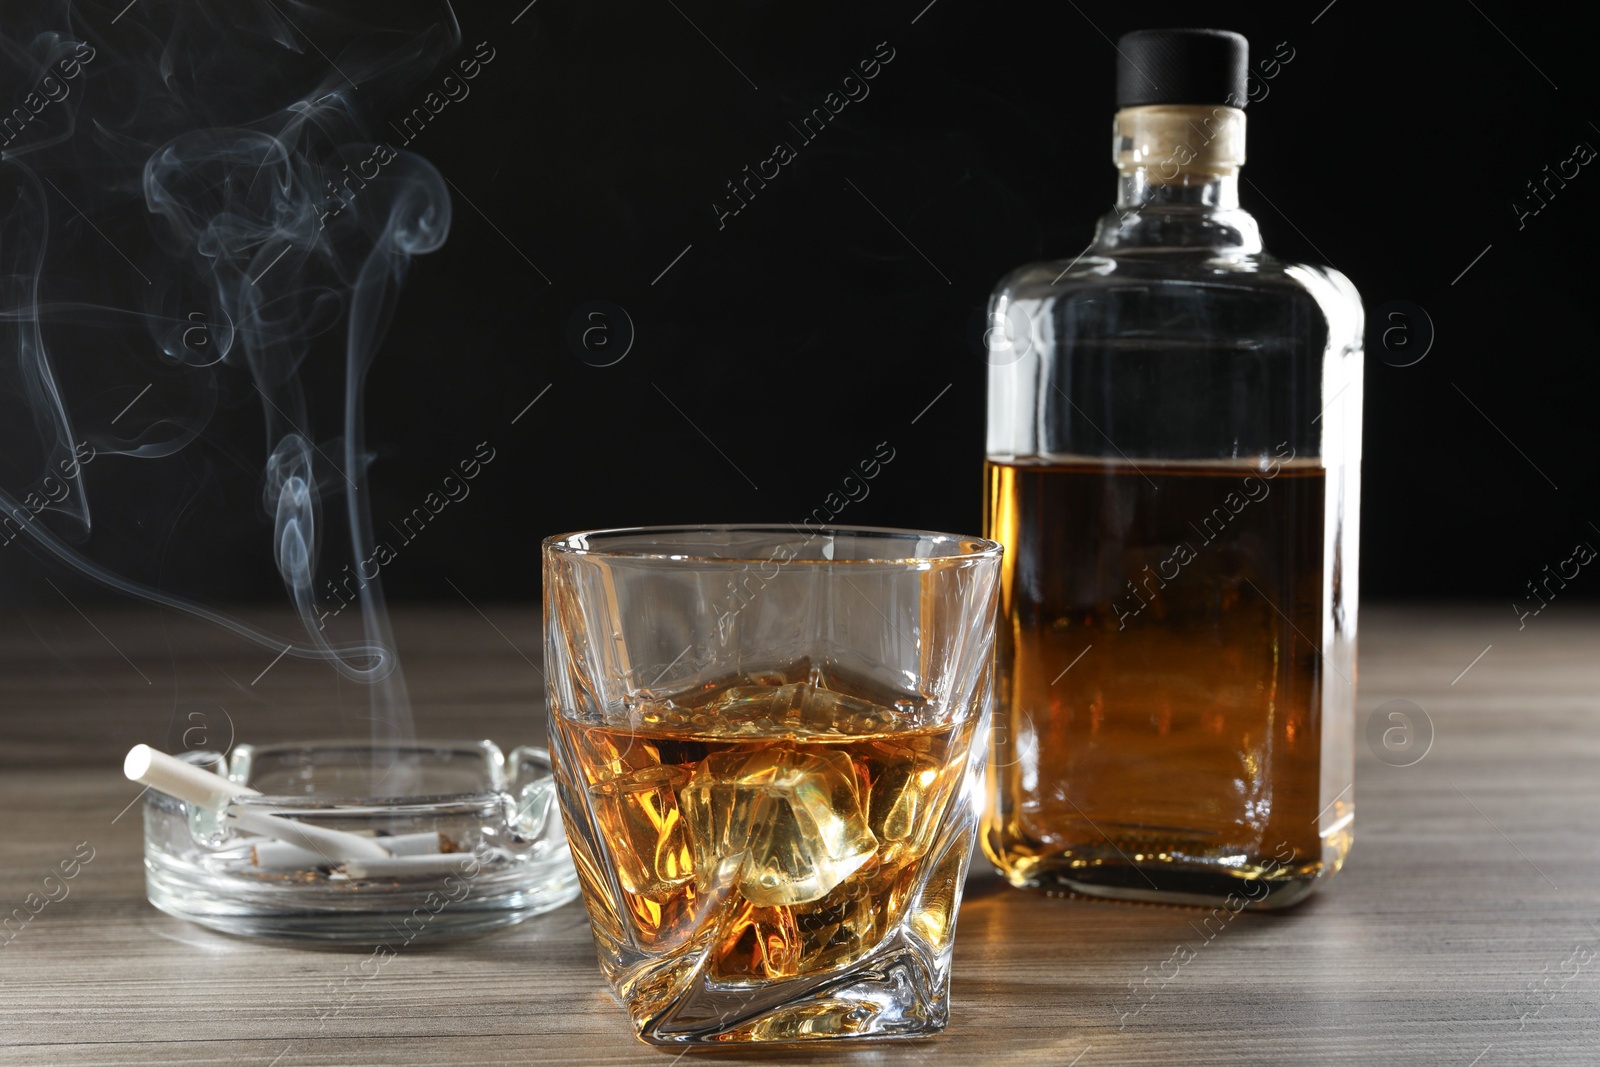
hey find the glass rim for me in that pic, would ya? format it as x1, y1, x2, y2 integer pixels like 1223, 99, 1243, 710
207, 741, 554, 809
542, 523, 1002, 565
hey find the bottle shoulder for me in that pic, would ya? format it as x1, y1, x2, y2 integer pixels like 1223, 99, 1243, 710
993, 251, 1352, 303
992, 252, 1363, 345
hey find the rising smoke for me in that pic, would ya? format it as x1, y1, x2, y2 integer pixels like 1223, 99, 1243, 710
0, 2, 462, 761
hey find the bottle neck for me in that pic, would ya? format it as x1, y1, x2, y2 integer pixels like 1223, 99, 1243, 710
1116, 168, 1240, 212
1095, 104, 1261, 254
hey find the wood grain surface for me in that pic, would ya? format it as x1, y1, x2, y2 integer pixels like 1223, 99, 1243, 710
1, 603, 1597, 1065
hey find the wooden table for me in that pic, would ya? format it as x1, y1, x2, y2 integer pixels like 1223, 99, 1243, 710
2, 604, 1596, 1065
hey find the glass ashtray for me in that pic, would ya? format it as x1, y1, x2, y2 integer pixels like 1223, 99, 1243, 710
141, 740, 579, 941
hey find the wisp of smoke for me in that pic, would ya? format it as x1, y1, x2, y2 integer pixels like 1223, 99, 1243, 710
0, 2, 461, 764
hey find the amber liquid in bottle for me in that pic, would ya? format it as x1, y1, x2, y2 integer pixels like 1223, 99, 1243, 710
982, 456, 1346, 906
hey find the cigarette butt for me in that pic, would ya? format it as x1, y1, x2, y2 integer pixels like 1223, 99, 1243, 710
228, 807, 391, 862
252, 831, 444, 869
340, 853, 479, 879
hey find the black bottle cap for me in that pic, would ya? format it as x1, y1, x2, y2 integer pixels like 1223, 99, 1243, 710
1115, 29, 1249, 109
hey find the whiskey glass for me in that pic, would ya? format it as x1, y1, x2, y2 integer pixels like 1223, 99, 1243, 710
544, 525, 1001, 1044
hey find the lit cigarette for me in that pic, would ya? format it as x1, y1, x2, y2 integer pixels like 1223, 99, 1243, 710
252, 831, 445, 869
123, 744, 390, 862
338, 852, 480, 879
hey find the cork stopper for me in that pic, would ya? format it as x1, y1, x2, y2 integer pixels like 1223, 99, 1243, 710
1113, 104, 1246, 183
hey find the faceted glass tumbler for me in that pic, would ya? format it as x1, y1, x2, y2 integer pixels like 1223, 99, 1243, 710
544, 526, 1001, 1045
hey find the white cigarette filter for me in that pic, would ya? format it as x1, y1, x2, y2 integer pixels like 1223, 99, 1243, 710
252, 830, 444, 869
124, 744, 259, 810
124, 744, 390, 863
339, 852, 480, 879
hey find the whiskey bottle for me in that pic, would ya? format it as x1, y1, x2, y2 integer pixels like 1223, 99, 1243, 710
981, 29, 1363, 908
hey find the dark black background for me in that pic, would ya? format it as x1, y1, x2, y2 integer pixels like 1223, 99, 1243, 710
2, 0, 1595, 612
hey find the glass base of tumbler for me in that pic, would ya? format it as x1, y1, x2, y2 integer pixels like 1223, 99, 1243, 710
631, 932, 951, 1045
